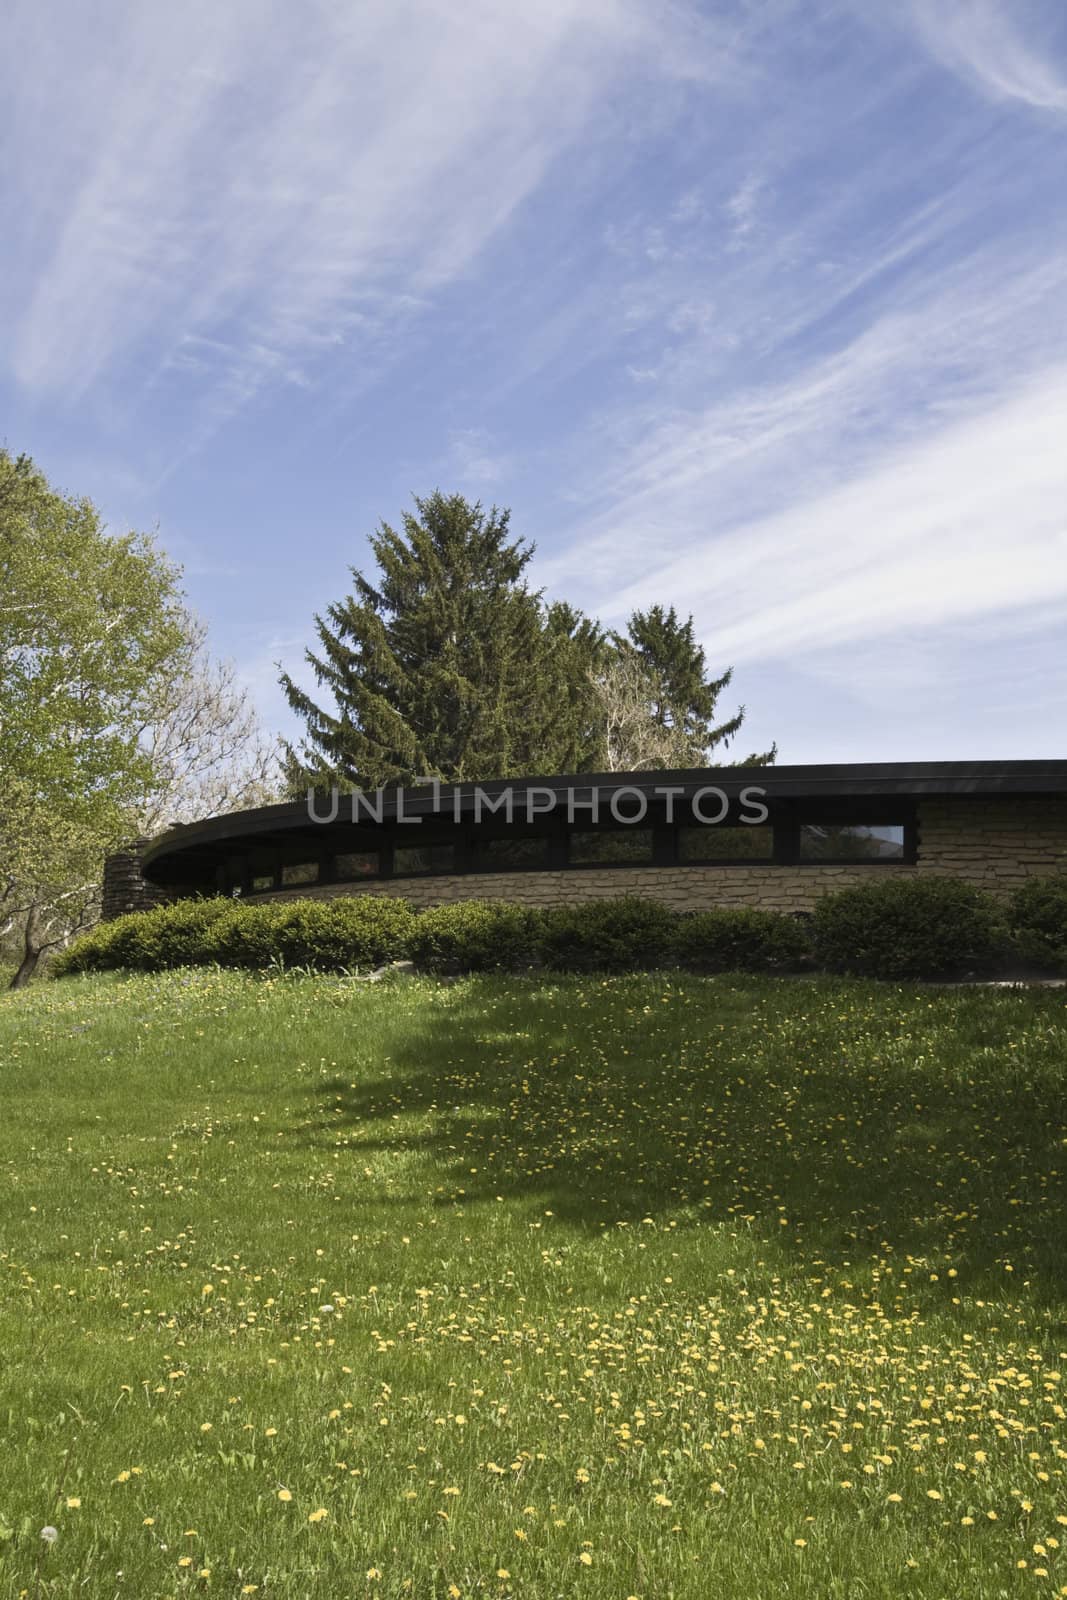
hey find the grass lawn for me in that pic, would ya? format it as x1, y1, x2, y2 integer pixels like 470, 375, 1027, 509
1, 969, 1066, 1600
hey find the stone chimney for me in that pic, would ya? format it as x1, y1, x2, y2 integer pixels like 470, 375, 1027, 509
100, 838, 168, 921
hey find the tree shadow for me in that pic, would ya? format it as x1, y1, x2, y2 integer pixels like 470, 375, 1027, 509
300, 975, 1067, 1305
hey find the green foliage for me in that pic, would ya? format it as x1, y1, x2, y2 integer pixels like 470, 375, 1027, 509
0, 450, 194, 985
56, 896, 417, 975
54, 899, 238, 975
281, 492, 603, 791
614, 603, 774, 766
252, 897, 415, 971
1007, 874, 1067, 972
280, 495, 772, 790
671, 907, 811, 972
51, 914, 141, 976
812, 876, 1007, 980
540, 896, 678, 973
407, 900, 544, 972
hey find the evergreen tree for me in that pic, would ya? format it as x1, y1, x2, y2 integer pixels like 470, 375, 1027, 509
614, 604, 776, 767
281, 493, 599, 789
542, 600, 607, 773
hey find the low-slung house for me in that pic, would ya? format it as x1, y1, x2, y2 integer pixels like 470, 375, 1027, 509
107, 761, 1067, 920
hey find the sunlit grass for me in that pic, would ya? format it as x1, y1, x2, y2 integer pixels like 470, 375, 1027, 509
1, 968, 1065, 1598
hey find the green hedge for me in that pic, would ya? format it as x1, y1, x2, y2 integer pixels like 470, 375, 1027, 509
54, 896, 415, 977
55, 877, 1030, 983
406, 900, 543, 972
540, 897, 679, 973
1007, 875, 1067, 972
671, 907, 811, 972
811, 877, 1007, 980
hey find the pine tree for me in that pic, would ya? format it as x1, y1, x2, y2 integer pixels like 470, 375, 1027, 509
613, 604, 776, 767
281, 493, 600, 790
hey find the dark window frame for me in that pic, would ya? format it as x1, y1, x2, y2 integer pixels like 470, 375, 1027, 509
566, 825, 658, 870
777, 810, 918, 868
391, 841, 458, 879
676, 822, 776, 866
233, 801, 919, 891
468, 834, 556, 874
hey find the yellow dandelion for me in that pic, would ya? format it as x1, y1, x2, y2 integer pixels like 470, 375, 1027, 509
277, 1488, 292, 1503
794, 1538, 807, 1548
308, 1507, 328, 1524
442, 1486, 461, 1497
65, 1497, 81, 1510
497, 1570, 510, 1581
178, 1557, 193, 1568
926, 1490, 942, 1501
366, 1568, 382, 1580
887, 1493, 902, 1504
653, 1493, 672, 1508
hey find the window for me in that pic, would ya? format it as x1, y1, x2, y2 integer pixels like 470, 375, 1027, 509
393, 843, 455, 876
569, 828, 654, 865
334, 850, 380, 880
250, 872, 274, 893
799, 823, 906, 861
471, 836, 551, 871
678, 825, 773, 862
281, 861, 319, 886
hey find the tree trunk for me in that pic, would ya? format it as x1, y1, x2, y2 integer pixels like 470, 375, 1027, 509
9, 906, 43, 989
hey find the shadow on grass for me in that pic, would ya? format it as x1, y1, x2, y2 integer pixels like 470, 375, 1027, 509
301, 975, 1067, 1301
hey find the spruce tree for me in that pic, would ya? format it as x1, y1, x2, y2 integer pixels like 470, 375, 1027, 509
615, 605, 776, 767
281, 493, 600, 789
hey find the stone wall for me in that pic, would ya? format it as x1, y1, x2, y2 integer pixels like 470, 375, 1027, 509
915, 797, 1067, 894
256, 862, 914, 914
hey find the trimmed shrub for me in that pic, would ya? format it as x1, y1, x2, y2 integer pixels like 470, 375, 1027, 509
265, 897, 416, 971
115, 897, 236, 970
55, 895, 417, 976
812, 876, 1007, 980
52, 912, 147, 976
540, 897, 678, 973
671, 907, 811, 973
408, 900, 544, 973
1008, 875, 1067, 972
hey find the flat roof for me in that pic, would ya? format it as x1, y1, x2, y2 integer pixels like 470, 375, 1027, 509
140, 760, 1067, 886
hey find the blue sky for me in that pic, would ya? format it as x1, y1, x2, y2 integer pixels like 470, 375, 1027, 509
3, 0, 1067, 766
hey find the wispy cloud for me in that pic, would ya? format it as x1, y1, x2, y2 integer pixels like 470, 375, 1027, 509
446, 429, 512, 490
901, 0, 1067, 111
6, 0, 1067, 762
600, 362, 1067, 665
0, 0, 746, 418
